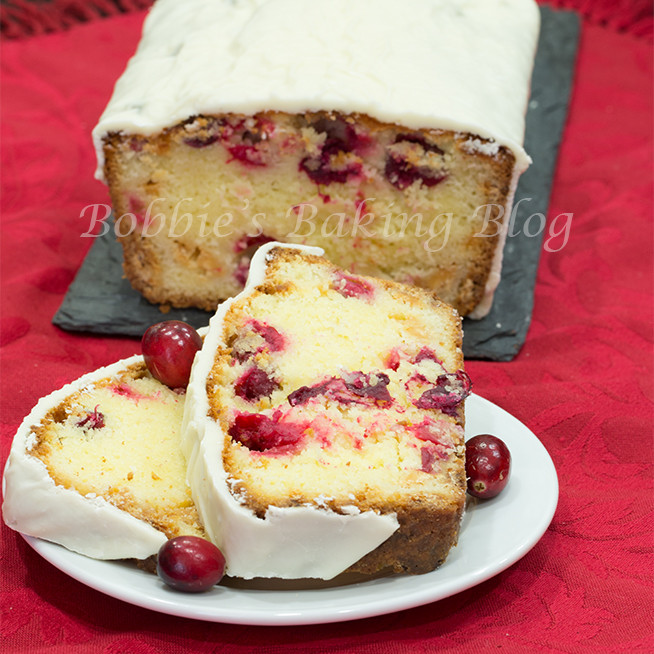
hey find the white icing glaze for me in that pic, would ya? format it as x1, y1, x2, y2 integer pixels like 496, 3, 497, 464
2, 356, 168, 560
93, 0, 540, 179
181, 242, 400, 580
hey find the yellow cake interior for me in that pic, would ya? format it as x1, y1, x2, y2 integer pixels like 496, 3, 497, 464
31, 362, 204, 540
207, 249, 467, 536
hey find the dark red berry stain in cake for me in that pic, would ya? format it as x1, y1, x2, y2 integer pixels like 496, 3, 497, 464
385, 134, 447, 191
385, 348, 402, 372
420, 446, 438, 473
251, 320, 286, 352
331, 272, 375, 300
234, 367, 280, 402
110, 383, 151, 402
128, 195, 145, 225
229, 411, 306, 453
413, 347, 444, 366
386, 346, 444, 372
300, 117, 365, 185
76, 405, 105, 430
413, 371, 472, 416
183, 117, 226, 148
227, 144, 266, 167
184, 133, 221, 148
232, 320, 287, 363
288, 371, 392, 407
409, 419, 449, 446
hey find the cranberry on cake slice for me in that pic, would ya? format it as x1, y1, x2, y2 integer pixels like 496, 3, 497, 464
287, 371, 392, 407
229, 411, 307, 453
384, 134, 448, 190
413, 370, 472, 416
75, 405, 105, 430
230, 319, 286, 363
234, 366, 280, 403
300, 116, 366, 185
331, 272, 375, 300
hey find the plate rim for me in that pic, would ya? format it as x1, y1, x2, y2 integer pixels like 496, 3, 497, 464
22, 393, 559, 626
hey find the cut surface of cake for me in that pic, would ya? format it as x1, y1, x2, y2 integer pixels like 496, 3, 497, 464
182, 242, 470, 580
2, 357, 204, 560
93, 0, 540, 318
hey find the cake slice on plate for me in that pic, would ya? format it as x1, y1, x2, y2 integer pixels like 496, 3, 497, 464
2, 357, 204, 560
182, 242, 470, 580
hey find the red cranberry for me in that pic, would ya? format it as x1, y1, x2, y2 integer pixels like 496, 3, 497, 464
300, 117, 364, 185
250, 321, 286, 352
385, 349, 402, 371
465, 434, 511, 499
300, 150, 362, 185
229, 412, 304, 451
76, 405, 105, 430
234, 367, 279, 402
287, 371, 392, 407
287, 380, 332, 406
421, 446, 438, 473
395, 133, 444, 155
311, 116, 359, 150
184, 134, 220, 148
157, 536, 225, 593
227, 144, 266, 167
413, 347, 443, 366
331, 273, 375, 300
342, 371, 392, 403
141, 321, 202, 390
183, 118, 224, 148
385, 156, 447, 191
384, 134, 447, 191
414, 370, 472, 416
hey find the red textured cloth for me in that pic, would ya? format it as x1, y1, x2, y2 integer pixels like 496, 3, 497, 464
1, 3, 653, 653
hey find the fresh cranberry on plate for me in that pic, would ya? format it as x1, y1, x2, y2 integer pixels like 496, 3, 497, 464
157, 536, 226, 593
465, 434, 511, 499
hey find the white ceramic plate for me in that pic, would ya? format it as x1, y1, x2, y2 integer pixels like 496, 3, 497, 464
24, 393, 558, 625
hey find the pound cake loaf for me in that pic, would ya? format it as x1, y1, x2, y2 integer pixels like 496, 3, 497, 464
182, 242, 470, 580
2, 357, 204, 559
93, 0, 540, 318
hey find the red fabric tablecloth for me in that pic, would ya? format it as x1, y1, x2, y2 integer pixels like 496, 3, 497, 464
1, 2, 653, 652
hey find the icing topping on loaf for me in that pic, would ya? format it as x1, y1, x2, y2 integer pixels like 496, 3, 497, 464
93, 0, 540, 179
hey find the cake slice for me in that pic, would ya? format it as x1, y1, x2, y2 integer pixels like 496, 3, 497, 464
2, 357, 204, 560
93, 0, 540, 318
182, 242, 470, 580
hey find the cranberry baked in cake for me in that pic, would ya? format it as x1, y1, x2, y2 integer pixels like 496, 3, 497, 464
2, 357, 204, 559
182, 243, 471, 580
94, 0, 540, 318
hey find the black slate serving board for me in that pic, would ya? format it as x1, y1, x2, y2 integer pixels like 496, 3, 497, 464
53, 7, 580, 361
